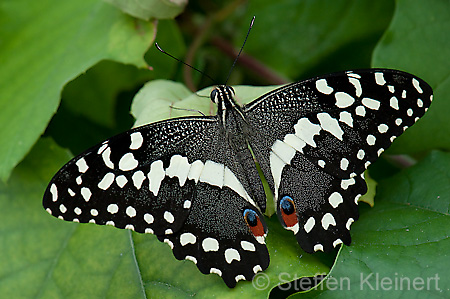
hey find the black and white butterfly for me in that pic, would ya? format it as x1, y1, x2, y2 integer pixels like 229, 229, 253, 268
43, 68, 432, 288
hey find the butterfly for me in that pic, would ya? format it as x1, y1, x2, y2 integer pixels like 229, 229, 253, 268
43, 68, 432, 288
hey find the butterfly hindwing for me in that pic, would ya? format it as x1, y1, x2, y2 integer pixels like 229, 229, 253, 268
244, 69, 432, 253
159, 184, 269, 288
43, 115, 269, 287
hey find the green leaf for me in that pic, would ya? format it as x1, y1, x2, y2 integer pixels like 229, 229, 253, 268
0, 137, 328, 297
104, 0, 187, 20
298, 151, 450, 298
372, 0, 450, 153
238, 0, 394, 80
0, 0, 154, 182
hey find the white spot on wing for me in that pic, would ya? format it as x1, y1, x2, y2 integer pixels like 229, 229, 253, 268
272, 140, 296, 164
116, 175, 128, 188
183, 200, 191, 209
335, 92, 355, 108
316, 79, 334, 94
187, 160, 204, 183
59, 204, 67, 213
210, 268, 222, 276
294, 118, 321, 147
417, 98, 423, 108
180, 233, 197, 246
283, 134, 307, 153
314, 244, 324, 252
148, 160, 165, 196
378, 124, 389, 133
317, 112, 344, 140
357, 149, 365, 160
164, 211, 174, 223
390, 96, 399, 110
333, 239, 343, 247
132, 171, 145, 189
270, 152, 286, 201
126, 206, 136, 217
130, 132, 143, 150
98, 172, 115, 190
412, 78, 423, 93
339, 111, 353, 128
119, 153, 139, 171
286, 222, 299, 234
328, 192, 343, 208
202, 237, 219, 252
355, 105, 366, 117
348, 77, 362, 97
367, 135, 376, 146
225, 248, 241, 264
81, 187, 92, 202
340, 158, 349, 171
185, 255, 197, 264
50, 184, 58, 202
304, 217, 315, 233
375, 72, 386, 85
362, 98, 380, 110
107, 204, 119, 214
224, 167, 255, 206
346, 218, 354, 230
341, 178, 355, 190
241, 241, 256, 252
321, 213, 336, 230
102, 147, 114, 169
76, 158, 89, 173
199, 160, 224, 188
166, 155, 191, 187
144, 213, 154, 224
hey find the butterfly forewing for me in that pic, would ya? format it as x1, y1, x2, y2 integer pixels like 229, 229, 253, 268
43, 115, 269, 288
244, 69, 432, 253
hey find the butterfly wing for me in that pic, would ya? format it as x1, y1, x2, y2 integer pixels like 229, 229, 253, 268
43, 116, 269, 288
243, 69, 433, 253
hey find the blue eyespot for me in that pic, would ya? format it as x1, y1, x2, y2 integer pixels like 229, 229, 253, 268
280, 196, 295, 215
243, 209, 258, 226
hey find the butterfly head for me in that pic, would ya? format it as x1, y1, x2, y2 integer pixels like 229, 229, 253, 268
210, 85, 235, 106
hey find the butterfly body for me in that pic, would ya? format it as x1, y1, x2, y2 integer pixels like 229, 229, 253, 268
43, 69, 432, 287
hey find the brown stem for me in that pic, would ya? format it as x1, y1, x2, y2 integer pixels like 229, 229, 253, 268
211, 36, 290, 85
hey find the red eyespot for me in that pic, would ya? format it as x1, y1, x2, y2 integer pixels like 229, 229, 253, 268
279, 196, 298, 228
243, 209, 265, 237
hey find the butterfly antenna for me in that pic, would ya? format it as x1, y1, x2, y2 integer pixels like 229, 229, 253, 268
224, 16, 256, 85
155, 43, 216, 84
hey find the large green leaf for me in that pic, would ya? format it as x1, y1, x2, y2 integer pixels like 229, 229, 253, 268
104, 0, 187, 20
298, 151, 450, 298
237, 0, 394, 80
0, 0, 154, 181
372, 0, 450, 153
